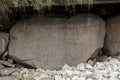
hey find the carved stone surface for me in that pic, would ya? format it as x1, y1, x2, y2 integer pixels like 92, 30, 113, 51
9, 14, 105, 69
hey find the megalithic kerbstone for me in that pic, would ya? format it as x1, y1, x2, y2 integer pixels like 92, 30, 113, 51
104, 15, 120, 56
0, 32, 9, 56
9, 14, 105, 69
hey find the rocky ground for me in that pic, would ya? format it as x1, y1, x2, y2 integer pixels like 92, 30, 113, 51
0, 54, 120, 80
0, 14, 119, 80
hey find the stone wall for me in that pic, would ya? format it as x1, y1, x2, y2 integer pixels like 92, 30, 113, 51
0, 13, 120, 70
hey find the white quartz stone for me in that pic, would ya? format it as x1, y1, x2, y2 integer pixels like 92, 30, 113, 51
18, 57, 120, 80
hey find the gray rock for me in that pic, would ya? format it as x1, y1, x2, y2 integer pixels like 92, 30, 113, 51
0, 32, 9, 56
0, 60, 15, 68
104, 15, 120, 56
9, 14, 105, 69
0, 63, 4, 69
64, 14, 105, 66
42, 77, 54, 80
0, 76, 17, 80
0, 68, 20, 76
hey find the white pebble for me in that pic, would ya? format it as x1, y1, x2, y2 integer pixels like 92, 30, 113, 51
17, 57, 120, 80
55, 75, 63, 80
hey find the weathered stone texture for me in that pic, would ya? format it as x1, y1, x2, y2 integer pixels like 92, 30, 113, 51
0, 32, 9, 55
104, 15, 120, 56
0, 76, 16, 80
9, 14, 105, 69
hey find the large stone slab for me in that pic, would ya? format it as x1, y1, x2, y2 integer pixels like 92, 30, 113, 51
65, 14, 105, 66
0, 32, 9, 56
0, 76, 17, 80
9, 14, 105, 69
104, 15, 120, 56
